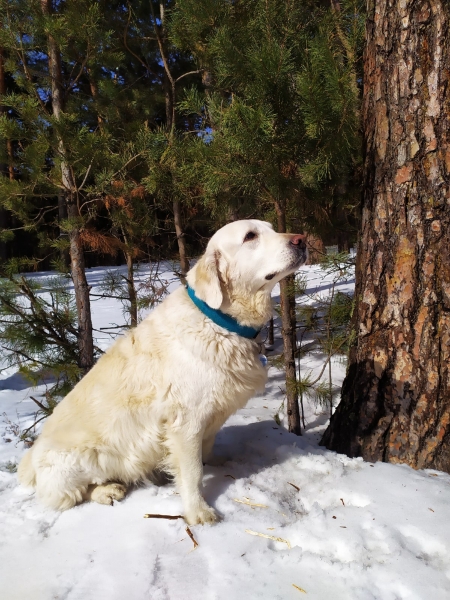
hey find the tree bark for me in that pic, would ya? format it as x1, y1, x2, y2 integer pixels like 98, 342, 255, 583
41, 0, 94, 372
125, 248, 138, 328
0, 46, 9, 262
322, 0, 450, 473
66, 200, 94, 371
268, 316, 274, 346
275, 200, 301, 435
173, 200, 189, 279
57, 190, 70, 268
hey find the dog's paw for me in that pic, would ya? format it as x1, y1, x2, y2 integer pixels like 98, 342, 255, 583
89, 483, 127, 506
186, 504, 220, 526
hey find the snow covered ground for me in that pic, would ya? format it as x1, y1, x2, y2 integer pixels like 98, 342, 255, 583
1, 264, 449, 600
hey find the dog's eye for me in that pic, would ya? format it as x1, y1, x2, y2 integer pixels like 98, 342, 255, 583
243, 231, 257, 243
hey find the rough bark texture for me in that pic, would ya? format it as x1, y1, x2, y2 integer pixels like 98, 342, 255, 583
276, 200, 301, 435
42, 0, 94, 372
125, 250, 138, 328
173, 199, 189, 279
322, 0, 450, 473
66, 201, 94, 372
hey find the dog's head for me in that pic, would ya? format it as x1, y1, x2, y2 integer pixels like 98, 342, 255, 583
187, 220, 307, 319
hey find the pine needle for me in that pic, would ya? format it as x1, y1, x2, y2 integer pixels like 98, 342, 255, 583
292, 584, 307, 593
245, 529, 291, 549
288, 482, 300, 492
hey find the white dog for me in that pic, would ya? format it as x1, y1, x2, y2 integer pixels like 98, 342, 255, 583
18, 220, 307, 524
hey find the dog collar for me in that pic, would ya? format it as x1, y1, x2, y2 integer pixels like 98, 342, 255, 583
186, 285, 261, 340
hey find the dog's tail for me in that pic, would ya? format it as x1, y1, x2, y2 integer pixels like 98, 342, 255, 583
17, 447, 36, 488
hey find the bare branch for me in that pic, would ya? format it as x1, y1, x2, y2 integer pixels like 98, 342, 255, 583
175, 69, 204, 84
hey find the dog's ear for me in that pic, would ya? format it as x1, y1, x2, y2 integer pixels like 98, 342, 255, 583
187, 249, 223, 309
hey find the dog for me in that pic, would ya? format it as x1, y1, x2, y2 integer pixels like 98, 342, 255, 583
18, 219, 307, 525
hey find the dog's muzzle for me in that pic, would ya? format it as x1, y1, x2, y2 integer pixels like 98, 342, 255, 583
289, 234, 308, 267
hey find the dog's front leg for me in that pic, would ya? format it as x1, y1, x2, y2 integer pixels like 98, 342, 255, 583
167, 429, 220, 525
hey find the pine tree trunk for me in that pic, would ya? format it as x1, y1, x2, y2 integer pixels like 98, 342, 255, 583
268, 316, 274, 346
41, 0, 94, 372
321, 0, 450, 473
152, 1, 189, 279
173, 200, 189, 279
66, 198, 94, 371
125, 250, 138, 328
57, 192, 70, 268
275, 200, 301, 435
0, 46, 8, 262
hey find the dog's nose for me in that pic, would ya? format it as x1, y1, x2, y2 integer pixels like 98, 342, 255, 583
289, 234, 306, 250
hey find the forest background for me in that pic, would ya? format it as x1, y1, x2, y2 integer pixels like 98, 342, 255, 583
2, 0, 448, 473
0, 0, 364, 432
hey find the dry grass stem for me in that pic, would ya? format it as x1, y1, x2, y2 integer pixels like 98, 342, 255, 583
292, 584, 307, 593
245, 529, 291, 549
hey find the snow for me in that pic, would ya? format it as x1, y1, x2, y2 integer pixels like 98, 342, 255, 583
1, 264, 450, 600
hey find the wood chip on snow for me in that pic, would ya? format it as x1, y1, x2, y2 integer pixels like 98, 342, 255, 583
245, 529, 291, 549
233, 498, 268, 508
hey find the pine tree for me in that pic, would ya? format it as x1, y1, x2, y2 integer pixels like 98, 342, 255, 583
0, 0, 177, 364
0, 274, 84, 397
170, 0, 364, 433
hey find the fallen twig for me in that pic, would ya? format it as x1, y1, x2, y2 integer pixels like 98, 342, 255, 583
143, 513, 184, 520
340, 498, 345, 506
288, 482, 300, 492
186, 526, 198, 549
245, 529, 291, 549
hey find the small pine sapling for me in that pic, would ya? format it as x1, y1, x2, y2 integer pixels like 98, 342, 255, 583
0, 274, 91, 405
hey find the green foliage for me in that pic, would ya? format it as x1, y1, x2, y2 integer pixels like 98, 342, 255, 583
170, 0, 365, 235
0, 0, 365, 268
0, 1, 366, 433
329, 291, 353, 328
97, 263, 171, 325
0, 0, 194, 269
270, 266, 354, 424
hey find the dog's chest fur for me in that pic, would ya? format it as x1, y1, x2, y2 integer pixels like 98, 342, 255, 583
138, 286, 268, 417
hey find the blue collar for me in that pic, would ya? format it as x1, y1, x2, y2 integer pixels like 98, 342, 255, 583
186, 285, 260, 340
